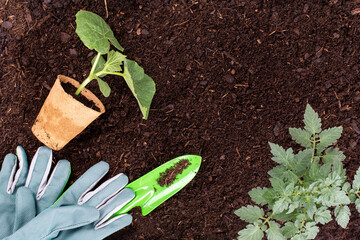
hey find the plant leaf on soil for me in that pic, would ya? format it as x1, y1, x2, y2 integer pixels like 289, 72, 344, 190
314, 207, 332, 224
289, 128, 312, 149
91, 55, 107, 77
353, 167, 360, 191
303, 104, 322, 134
281, 222, 299, 238
123, 59, 156, 120
317, 127, 343, 153
103, 50, 126, 72
304, 222, 319, 239
334, 205, 350, 228
234, 205, 264, 223
266, 221, 286, 240
237, 223, 264, 240
322, 147, 345, 165
96, 77, 111, 97
249, 187, 268, 205
268, 142, 295, 169
75, 10, 123, 54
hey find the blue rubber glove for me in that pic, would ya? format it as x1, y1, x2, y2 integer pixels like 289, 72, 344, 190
0, 146, 70, 238
52, 161, 135, 239
5, 161, 135, 240
4, 206, 101, 240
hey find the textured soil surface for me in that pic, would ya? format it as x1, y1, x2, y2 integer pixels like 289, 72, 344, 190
1, 0, 360, 239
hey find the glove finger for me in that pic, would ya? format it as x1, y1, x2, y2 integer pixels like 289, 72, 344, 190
54, 162, 109, 206
0, 149, 28, 194
0, 153, 17, 193
80, 173, 128, 208
13, 146, 29, 190
25, 146, 52, 195
5, 206, 100, 240
96, 188, 135, 226
36, 160, 71, 213
13, 187, 36, 232
94, 214, 132, 239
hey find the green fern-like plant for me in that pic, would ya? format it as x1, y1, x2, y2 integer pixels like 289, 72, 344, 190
235, 104, 360, 240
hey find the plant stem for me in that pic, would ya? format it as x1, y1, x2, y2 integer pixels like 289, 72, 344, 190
75, 52, 102, 95
258, 212, 274, 230
97, 71, 124, 77
311, 133, 317, 163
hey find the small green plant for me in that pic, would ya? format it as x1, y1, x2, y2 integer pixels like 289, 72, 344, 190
74, 10, 155, 119
235, 104, 360, 240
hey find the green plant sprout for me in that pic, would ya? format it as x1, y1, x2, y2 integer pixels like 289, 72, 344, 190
235, 104, 360, 240
74, 10, 155, 119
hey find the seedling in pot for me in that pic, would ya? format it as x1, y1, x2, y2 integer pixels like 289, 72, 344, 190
75, 10, 156, 120
32, 10, 156, 150
235, 104, 360, 240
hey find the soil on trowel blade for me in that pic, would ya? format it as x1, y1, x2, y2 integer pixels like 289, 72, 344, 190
157, 159, 191, 187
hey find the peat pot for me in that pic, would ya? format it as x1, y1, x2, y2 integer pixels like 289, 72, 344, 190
32, 75, 105, 150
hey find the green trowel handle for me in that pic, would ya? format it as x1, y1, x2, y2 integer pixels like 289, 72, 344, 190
113, 154, 201, 216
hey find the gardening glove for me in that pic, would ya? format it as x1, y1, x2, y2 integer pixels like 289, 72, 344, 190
3, 205, 101, 240
0, 146, 70, 238
4, 160, 133, 240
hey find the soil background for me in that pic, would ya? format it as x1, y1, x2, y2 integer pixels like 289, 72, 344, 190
1, 0, 360, 239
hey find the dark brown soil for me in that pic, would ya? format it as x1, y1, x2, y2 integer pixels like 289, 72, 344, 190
157, 159, 190, 187
61, 81, 98, 110
1, 0, 360, 239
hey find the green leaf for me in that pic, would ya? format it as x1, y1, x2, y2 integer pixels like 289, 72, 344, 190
293, 149, 313, 176
273, 197, 291, 213
318, 187, 350, 206
342, 182, 351, 192
268, 166, 287, 179
96, 77, 111, 97
270, 178, 286, 194
289, 128, 312, 148
286, 171, 300, 185
322, 147, 345, 164
266, 221, 286, 240
349, 193, 357, 203
303, 201, 317, 219
314, 207, 332, 224
353, 167, 360, 190
291, 235, 307, 240
335, 191, 351, 205
92, 55, 107, 77
355, 199, 360, 213
238, 223, 264, 240
249, 187, 268, 205
234, 205, 264, 223
334, 205, 350, 228
304, 222, 319, 239
303, 104, 322, 134
263, 188, 277, 205
123, 59, 156, 120
268, 142, 295, 169
270, 177, 295, 196
75, 10, 123, 54
273, 212, 297, 221
104, 50, 126, 72
317, 127, 343, 153
308, 161, 320, 181
281, 222, 299, 238
287, 201, 299, 214
319, 163, 332, 178
325, 171, 345, 187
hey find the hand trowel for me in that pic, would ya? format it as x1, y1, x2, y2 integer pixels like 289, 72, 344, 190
112, 154, 201, 217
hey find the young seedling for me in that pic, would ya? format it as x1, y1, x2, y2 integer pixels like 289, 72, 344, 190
235, 104, 360, 240
74, 10, 155, 119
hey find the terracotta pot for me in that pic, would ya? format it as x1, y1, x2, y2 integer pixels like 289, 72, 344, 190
32, 75, 105, 150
